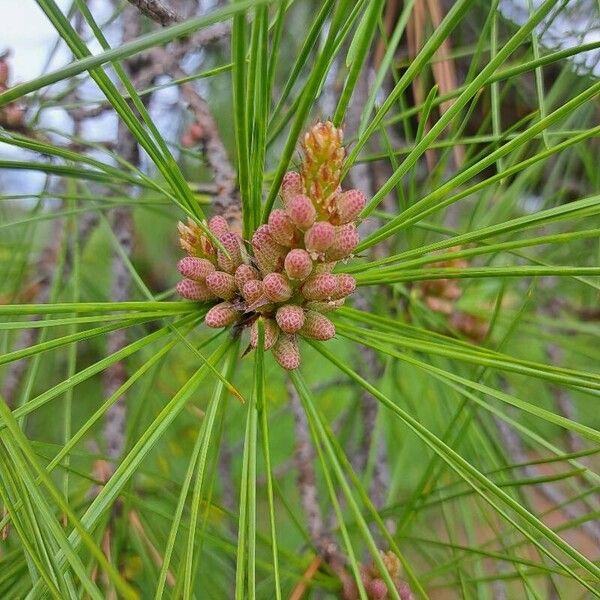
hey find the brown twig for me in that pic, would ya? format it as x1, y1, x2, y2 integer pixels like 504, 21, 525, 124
122, 23, 230, 89
288, 379, 354, 595
129, 509, 176, 586
134, 12, 240, 527
289, 379, 325, 547
126, 0, 182, 26
68, 103, 114, 122
102, 207, 134, 462
177, 70, 241, 230
101, 3, 140, 467
288, 555, 323, 600
1, 19, 100, 484
407, 0, 464, 170
99, 6, 228, 465
2, 218, 65, 409
374, 0, 399, 70
346, 68, 393, 519
424, 0, 463, 167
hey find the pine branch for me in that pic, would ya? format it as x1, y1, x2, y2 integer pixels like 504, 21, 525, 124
126, 0, 182, 26
1, 212, 99, 409
177, 69, 241, 229
346, 68, 393, 517
289, 379, 325, 548
1, 220, 63, 409
101, 3, 140, 466
288, 380, 351, 594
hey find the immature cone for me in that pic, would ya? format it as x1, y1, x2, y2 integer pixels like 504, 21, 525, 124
276, 305, 305, 334
299, 311, 335, 340
234, 264, 259, 289
263, 272, 293, 302
326, 223, 359, 261
216, 232, 243, 272
176, 279, 216, 302
251, 225, 287, 273
381, 552, 402, 580
280, 171, 304, 206
0, 58, 26, 131
205, 303, 238, 328
268, 209, 297, 246
354, 551, 414, 600
287, 194, 316, 230
418, 248, 487, 342
178, 219, 201, 255
178, 218, 216, 259
3, 105, 24, 128
366, 579, 388, 600
176, 122, 364, 370
177, 257, 215, 281
205, 271, 237, 300
449, 311, 488, 343
208, 215, 230, 237
272, 334, 301, 370
331, 189, 366, 225
181, 132, 195, 148
331, 274, 356, 300
421, 250, 467, 300
250, 318, 280, 350
305, 221, 335, 254
182, 122, 204, 147
397, 582, 415, 600
242, 280, 265, 305
189, 123, 203, 139
302, 274, 337, 301
4, 104, 25, 128
284, 249, 313, 280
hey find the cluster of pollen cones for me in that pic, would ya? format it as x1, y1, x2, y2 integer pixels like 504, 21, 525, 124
418, 249, 488, 342
176, 121, 365, 369
345, 551, 414, 600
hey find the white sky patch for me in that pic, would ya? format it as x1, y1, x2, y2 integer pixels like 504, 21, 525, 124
0, 0, 597, 197
0, 0, 72, 79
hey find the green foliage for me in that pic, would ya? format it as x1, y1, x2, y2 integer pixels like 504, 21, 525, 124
0, 0, 599, 598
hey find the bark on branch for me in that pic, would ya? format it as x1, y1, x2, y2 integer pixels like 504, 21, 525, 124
126, 0, 181, 26
177, 70, 240, 228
